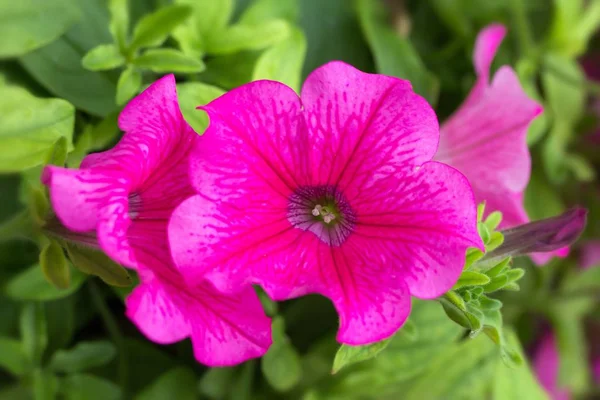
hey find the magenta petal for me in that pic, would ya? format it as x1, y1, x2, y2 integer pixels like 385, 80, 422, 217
580, 240, 600, 269
300, 61, 439, 189
125, 277, 190, 344
126, 274, 271, 366
353, 161, 483, 298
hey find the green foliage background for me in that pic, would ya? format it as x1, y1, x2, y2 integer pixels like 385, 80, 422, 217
1, 0, 600, 399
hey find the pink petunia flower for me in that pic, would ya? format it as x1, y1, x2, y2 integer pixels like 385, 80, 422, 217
432, 24, 564, 265
169, 61, 483, 345
42, 75, 271, 366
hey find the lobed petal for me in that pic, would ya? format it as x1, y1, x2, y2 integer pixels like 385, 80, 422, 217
126, 273, 272, 366
300, 61, 439, 191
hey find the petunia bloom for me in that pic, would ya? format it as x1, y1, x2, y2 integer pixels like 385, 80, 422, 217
169, 61, 483, 345
42, 75, 271, 366
432, 24, 562, 265
533, 333, 571, 400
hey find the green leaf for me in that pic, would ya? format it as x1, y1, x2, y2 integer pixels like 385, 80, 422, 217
261, 317, 302, 391
252, 27, 306, 93
239, 0, 299, 23
20, 303, 47, 366
198, 367, 236, 399
0, 0, 80, 58
177, 82, 225, 133
428, 0, 473, 38
129, 5, 193, 51
355, 0, 439, 104
49, 341, 116, 373
19, 0, 118, 116
0, 85, 74, 173
82, 44, 125, 71
4, 264, 86, 301
65, 243, 132, 287
492, 329, 549, 400
403, 335, 498, 400
108, 0, 130, 53
46, 136, 69, 167
40, 239, 70, 290
332, 338, 393, 375
33, 368, 58, 400
61, 374, 122, 400
132, 48, 205, 73
453, 271, 491, 290
116, 66, 142, 106
0, 336, 27, 376
205, 20, 290, 55
174, 0, 234, 49
135, 367, 196, 400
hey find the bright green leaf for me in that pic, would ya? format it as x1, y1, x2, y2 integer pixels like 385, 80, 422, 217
4, 264, 85, 301
132, 48, 205, 73
65, 243, 132, 287
0, 336, 27, 376
82, 44, 125, 71
205, 20, 290, 55
252, 27, 306, 93
0, 0, 80, 58
33, 368, 58, 400
108, 0, 129, 53
61, 374, 122, 400
0, 85, 74, 173
116, 66, 142, 106
355, 0, 439, 104
49, 341, 116, 373
332, 338, 392, 375
239, 0, 299, 23
453, 271, 492, 290
129, 5, 193, 51
177, 82, 225, 133
40, 239, 70, 290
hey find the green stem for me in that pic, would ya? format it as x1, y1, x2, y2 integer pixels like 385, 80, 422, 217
510, 0, 535, 55
88, 281, 128, 395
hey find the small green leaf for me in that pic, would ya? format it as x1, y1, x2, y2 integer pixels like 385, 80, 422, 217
483, 274, 510, 293
205, 20, 291, 55
40, 239, 70, 290
0, 0, 80, 58
252, 27, 306, 93
20, 303, 47, 366
116, 66, 142, 106
453, 271, 491, 290
0, 336, 27, 376
478, 222, 491, 244
82, 44, 125, 71
61, 374, 122, 400
177, 82, 225, 133
332, 338, 392, 375
485, 211, 503, 232
49, 341, 116, 373
129, 5, 193, 51
4, 264, 86, 301
65, 243, 131, 287
261, 317, 302, 391
198, 367, 236, 399
108, 0, 130, 53
0, 85, 74, 173
132, 48, 205, 73
478, 295, 503, 311
506, 268, 525, 283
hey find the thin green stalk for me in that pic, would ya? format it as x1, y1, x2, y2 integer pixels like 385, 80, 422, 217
88, 281, 128, 395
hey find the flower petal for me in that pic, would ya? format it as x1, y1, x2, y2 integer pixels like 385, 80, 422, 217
300, 61, 439, 190
437, 66, 541, 194
580, 240, 600, 269
126, 273, 272, 366
169, 194, 315, 299
352, 161, 483, 298
82, 74, 196, 188
533, 333, 571, 400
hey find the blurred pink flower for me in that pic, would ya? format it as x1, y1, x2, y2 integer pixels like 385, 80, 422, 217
169, 61, 482, 345
533, 333, 571, 400
433, 24, 565, 265
581, 240, 600, 269
42, 75, 271, 366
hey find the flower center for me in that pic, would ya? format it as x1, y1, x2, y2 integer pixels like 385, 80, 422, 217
287, 185, 356, 246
